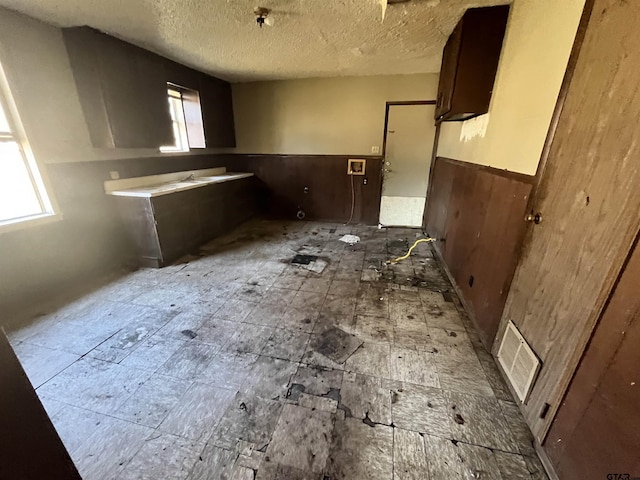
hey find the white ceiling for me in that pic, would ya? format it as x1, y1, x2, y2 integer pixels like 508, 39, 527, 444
0, 0, 509, 82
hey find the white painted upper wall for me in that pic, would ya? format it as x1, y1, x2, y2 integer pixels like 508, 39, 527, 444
231, 74, 439, 156
0, 7, 217, 164
437, 0, 586, 176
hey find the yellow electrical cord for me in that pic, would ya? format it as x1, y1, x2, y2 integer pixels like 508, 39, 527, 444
386, 237, 436, 264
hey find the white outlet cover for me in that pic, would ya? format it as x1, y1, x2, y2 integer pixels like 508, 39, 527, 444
109, 171, 120, 180
371, 146, 380, 154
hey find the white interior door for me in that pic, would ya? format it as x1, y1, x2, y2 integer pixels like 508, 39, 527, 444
379, 104, 436, 227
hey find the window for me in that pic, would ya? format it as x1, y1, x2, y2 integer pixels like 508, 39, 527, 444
0, 72, 55, 228
160, 85, 206, 152
160, 88, 190, 153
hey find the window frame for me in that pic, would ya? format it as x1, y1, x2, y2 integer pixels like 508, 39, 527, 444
160, 83, 206, 153
0, 63, 59, 234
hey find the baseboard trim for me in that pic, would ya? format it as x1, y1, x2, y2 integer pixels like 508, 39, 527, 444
535, 441, 560, 480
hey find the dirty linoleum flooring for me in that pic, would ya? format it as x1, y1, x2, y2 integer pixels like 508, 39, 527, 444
9, 220, 548, 480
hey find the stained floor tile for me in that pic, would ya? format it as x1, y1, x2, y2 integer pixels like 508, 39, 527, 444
12, 343, 79, 388
262, 328, 310, 361
113, 373, 192, 428
8, 219, 546, 480
119, 433, 202, 480
158, 382, 235, 441
325, 416, 393, 480
391, 383, 451, 437
393, 428, 428, 480
239, 356, 298, 400
37, 357, 151, 414
73, 416, 154, 480
198, 351, 258, 389
309, 327, 363, 364
210, 393, 284, 450
157, 341, 220, 380
266, 404, 334, 473
344, 342, 390, 378
445, 390, 519, 453
340, 373, 391, 425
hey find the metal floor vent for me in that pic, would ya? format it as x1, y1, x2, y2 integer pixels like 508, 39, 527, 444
497, 320, 541, 403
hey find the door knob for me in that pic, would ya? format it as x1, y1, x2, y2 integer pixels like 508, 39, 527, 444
525, 212, 543, 224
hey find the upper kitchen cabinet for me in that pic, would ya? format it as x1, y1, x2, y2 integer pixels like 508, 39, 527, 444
435, 5, 509, 122
63, 27, 174, 148
199, 75, 236, 148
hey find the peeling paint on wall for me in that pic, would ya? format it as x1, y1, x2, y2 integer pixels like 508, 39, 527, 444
460, 114, 490, 142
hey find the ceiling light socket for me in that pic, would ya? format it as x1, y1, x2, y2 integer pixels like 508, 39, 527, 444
254, 7, 272, 28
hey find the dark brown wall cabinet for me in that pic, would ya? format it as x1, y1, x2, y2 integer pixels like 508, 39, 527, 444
200, 75, 237, 148
63, 27, 237, 149
115, 178, 263, 267
63, 27, 174, 148
435, 5, 509, 122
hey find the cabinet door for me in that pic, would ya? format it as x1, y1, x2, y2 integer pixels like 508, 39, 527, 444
152, 190, 202, 264
135, 50, 174, 147
64, 27, 173, 148
199, 75, 236, 148
198, 186, 226, 240
63, 28, 114, 147
96, 36, 173, 148
435, 22, 463, 120
95, 34, 151, 148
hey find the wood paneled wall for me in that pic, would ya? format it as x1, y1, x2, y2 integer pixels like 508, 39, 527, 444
233, 155, 383, 225
424, 157, 533, 347
544, 236, 640, 479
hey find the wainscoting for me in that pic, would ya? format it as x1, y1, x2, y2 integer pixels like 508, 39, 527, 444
233, 155, 383, 225
423, 157, 534, 348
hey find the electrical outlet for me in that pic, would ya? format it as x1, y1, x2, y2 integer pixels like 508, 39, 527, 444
109, 171, 120, 180
363, 178, 368, 185
371, 146, 380, 155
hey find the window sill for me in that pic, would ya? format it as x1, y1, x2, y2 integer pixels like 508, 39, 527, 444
0, 212, 63, 235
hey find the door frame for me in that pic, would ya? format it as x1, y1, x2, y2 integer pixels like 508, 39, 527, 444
379, 100, 437, 225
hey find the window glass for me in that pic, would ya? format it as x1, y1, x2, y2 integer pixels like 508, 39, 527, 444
0, 79, 53, 226
160, 88, 189, 153
0, 141, 42, 221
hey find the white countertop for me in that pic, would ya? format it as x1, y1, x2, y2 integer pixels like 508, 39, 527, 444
104, 168, 254, 198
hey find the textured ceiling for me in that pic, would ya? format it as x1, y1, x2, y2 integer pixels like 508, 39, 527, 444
0, 0, 509, 82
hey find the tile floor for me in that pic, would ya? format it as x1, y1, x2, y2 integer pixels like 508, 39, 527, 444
9, 219, 548, 480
